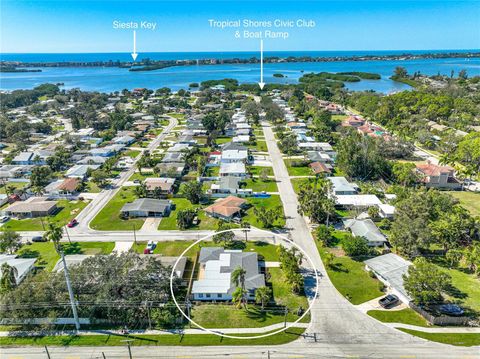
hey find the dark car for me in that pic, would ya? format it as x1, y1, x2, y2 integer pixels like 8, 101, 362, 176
67, 219, 78, 228
379, 294, 399, 308
439, 304, 464, 317
32, 236, 46, 242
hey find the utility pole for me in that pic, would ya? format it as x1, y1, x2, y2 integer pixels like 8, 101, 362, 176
61, 251, 81, 330
102, 352, 106, 359
121, 340, 134, 359
132, 224, 137, 245
64, 225, 72, 244
40, 217, 46, 231
283, 307, 288, 328
44, 345, 51, 359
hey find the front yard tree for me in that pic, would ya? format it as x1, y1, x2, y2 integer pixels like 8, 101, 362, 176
255, 286, 272, 310
297, 180, 335, 224
341, 233, 370, 257
176, 209, 196, 230
30, 165, 52, 188
253, 206, 282, 228
232, 266, 247, 308
278, 133, 298, 155
212, 222, 235, 246
0, 263, 17, 293
91, 169, 110, 188
182, 181, 203, 204
323, 252, 336, 269
463, 243, 480, 276
0, 230, 22, 254
403, 257, 451, 306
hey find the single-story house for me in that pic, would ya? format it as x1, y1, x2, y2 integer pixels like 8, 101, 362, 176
309, 161, 332, 176
154, 162, 185, 178
65, 164, 100, 179
5, 197, 57, 218
364, 253, 412, 304
233, 135, 251, 143
378, 203, 395, 219
144, 177, 176, 197
167, 143, 191, 153
219, 162, 246, 178
307, 151, 333, 164
112, 135, 135, 145
77, 156, 107, 165
204, 195, 247, 221
192, 247, 265, 301
335, 194, 382, 209
89, 147, 115, 157
0, 254, 37, 284
162, 152, 184, 163
328, 177, 358, 196
120, 198, 172, 218
44, 178, 80, 197
11, 152, 36, 165
221, 149, 249, 164
207, 176, 253, 197
343, 218, 388, 247
177, 135, 198, 145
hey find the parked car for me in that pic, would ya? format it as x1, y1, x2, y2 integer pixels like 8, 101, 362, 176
133, 179, 141, 184
67, 219, 78, 228
32, 236, 46, 242
0, 215, 10, 223
379, 294, 399, 308
439, 304, 464, 317
146, 240, 156, 251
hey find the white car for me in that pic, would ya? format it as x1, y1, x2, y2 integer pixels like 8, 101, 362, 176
146, 240, 157, 251
0, 216, 10, 223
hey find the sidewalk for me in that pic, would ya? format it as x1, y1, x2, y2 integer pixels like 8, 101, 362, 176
385, 323, 480, 333
0, 321, 309, 337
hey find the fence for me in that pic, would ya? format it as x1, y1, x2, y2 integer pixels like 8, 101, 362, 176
409, 303, 476, 326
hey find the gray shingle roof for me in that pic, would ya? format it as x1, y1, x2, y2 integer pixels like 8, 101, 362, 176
121, 198, 171, 213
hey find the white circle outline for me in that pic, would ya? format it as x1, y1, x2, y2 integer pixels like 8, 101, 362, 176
169, 227, 319, 339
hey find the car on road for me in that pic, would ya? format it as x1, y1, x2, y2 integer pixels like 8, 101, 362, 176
439, 304, 464, 316
146, 240, 156, 251
67, 219, 78, 228
32, 236, 46, 242
0, 215, 10, 223
379, 294, 399, 308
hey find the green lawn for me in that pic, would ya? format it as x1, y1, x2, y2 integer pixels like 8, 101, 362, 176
2, 199, 89, 232
244, 195, 286, 229
449, 191, 480, 216
398, 329, 480, 347
128, 172, 156, 181
0, 181, 29, 194
367, 308, 430, 327
166, 112, 186, 120
284, 160, 312, 176
248, 166, 273, 177
0, 327, 305, 347
124, 149, 141, 159
318, 246, 384, 304
90, 187, 145, 231
215, 137, 231, 145
441, 265, 480, 314
84, 181, 102, 193
290, 177, 316, 193
157, 198, 219, 230
248, 140, 268, 152
332, 114, 348, 122
242, 178, 278, 192
205, 166, 220, 177
16, 242, 114, 271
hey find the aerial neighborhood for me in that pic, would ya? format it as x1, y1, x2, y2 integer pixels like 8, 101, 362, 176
0, 69, 479, 349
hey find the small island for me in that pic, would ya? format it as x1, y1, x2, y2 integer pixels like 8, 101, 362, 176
273, 73, 285, 78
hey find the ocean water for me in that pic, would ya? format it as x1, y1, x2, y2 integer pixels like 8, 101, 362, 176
1, 51, 479, 93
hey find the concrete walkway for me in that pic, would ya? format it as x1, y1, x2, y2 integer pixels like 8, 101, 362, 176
140, 218, 161, 232
384, 323, 480, 333
113, 241, 133, 253
0, 322, 309, 337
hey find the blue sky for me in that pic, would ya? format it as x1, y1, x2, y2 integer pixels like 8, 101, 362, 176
1, 1, 479, 53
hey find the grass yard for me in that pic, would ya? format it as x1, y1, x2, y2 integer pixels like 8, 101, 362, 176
90, 187, 145, 231
248, 140, 268, 152
16, 242, 114, 271
332, 114, 348, 122
166, 112, 186, 120
157, 198, 219, 230
290, 177, 317, 193
215, 137, 231, 145
205, 166, 220, 177
0, 327, 305, 347
367, 308, 430, 327
318, 245, 384, 304
1, 199, 89, 232
241, 178, 278, 192
441, 265, 480, 315
449, 191, 480, 216
84, 181, 102, 193
398, 329, 480, 347
128, 171, 156, 181
248, 166, 273, 177
0, 181, 29, 194
244, 195, 286, 229
124, 149, 141, 159
284, 159, 312, 176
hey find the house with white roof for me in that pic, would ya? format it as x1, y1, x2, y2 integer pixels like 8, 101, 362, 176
335, 194, 382, 209
343, 218, 388, 247
221, 149, 249, 164
0, 254, 37, 284
192, 247, 265, 301
328, 177, 358, 196
219, 162, 246, 178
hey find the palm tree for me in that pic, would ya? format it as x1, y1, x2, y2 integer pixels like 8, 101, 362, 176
45, 222, 64, 253
0, 263, 18, 293
254, 286, 272, 310
231, 266, 247, 307
232, 287, 247, 309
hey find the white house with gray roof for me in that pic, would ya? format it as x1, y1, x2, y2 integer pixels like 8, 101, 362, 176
343, 218, 388, 247
192, 248, 265, 301
120, 198, 172, 218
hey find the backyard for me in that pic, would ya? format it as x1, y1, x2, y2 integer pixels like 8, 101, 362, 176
449, 191, 480, 216
244, 195, 286, 229
284, 159, 313, 176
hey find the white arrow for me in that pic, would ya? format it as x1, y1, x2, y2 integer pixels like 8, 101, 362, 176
131, 30, 138, 61
258, 39, 265, 90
